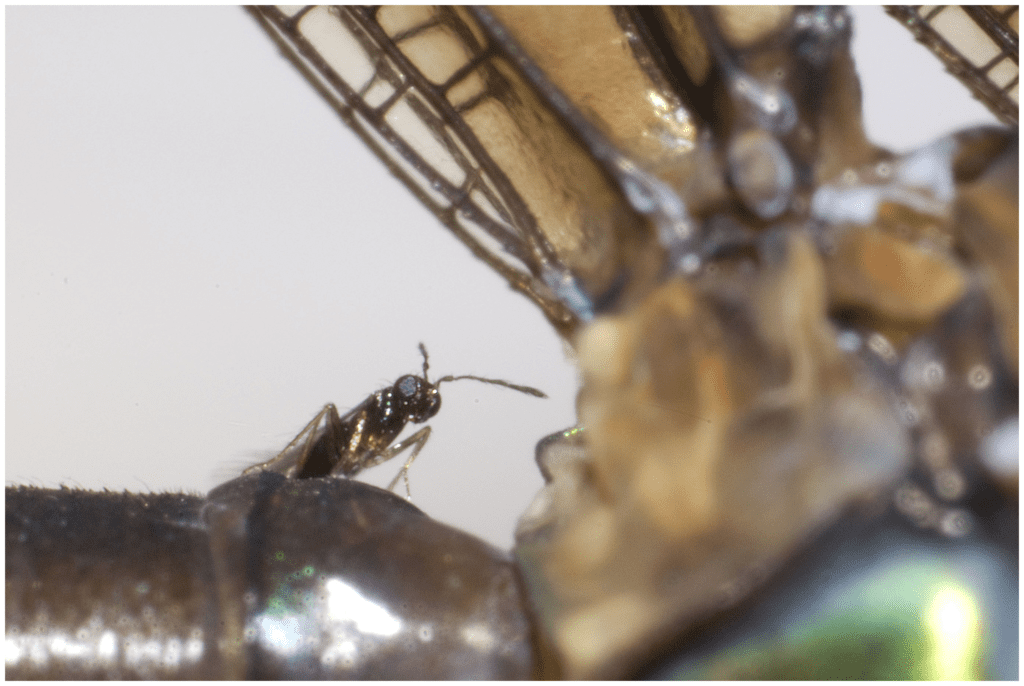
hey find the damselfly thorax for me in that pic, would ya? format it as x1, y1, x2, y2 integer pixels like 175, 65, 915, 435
249, 6, 1017, 678
6, 6, 1017, 681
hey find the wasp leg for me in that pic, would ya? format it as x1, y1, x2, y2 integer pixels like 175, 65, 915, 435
244, 404, 342, 478
355, 425, 433, 500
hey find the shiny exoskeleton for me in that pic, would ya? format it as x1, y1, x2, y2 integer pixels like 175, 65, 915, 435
6, 5, 1018, 681
244, 343, 545, 495
6, 345, 544, 679
248, 5, 1017, 679
6, 475, 536, 679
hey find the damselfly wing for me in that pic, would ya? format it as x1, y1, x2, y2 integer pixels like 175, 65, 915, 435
246, 5, 1017, 678
7, 7, 1005, 548
886, 5, 1018, 126
6, 6, 573, 549
8, 6, 1018, 680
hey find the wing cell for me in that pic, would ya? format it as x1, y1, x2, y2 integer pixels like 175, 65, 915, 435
886, 5, 1019, 125
249, 6, 694, 336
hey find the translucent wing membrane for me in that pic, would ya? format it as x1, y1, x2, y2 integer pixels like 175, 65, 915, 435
249, 6, 685, 336
250, 7, 569, 334
7, 5, 1019, 681
887, 5, 1019, 125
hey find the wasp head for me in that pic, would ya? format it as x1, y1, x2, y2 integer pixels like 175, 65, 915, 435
394, 374, 442, 423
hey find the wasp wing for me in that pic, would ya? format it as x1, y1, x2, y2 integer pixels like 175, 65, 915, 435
244, 402, 359, 479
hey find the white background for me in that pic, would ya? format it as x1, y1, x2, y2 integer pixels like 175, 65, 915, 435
6, 7, 999, 549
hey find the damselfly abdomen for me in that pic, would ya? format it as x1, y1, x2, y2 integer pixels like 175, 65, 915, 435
8, 5, 1018, 680
7, 475, 533, 679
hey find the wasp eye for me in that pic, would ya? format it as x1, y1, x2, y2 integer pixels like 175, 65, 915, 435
396, 375, 422, 398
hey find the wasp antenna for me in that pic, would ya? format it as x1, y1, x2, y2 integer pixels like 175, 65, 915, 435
435, 374, 547, 398
418, 343, 431, 383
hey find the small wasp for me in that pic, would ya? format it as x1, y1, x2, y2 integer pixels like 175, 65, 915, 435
244, 343, 546, 496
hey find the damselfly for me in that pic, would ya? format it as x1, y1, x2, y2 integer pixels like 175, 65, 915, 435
6, 8, 1002, 544
8, 5, 1015, 683
7, 6, 571, 547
